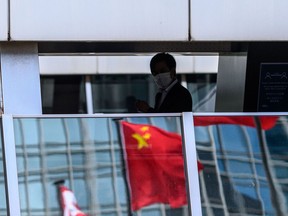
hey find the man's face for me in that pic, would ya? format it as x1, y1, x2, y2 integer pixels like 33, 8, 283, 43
151, 61, 170, 76
151, 61, 176, 89
151, 61, 175, 78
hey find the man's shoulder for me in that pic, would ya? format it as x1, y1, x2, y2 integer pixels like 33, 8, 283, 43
172, 82, 191, 95
164, 82, 192, 112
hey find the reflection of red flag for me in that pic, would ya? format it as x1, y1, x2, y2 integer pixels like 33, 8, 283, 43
194, 116, 278, 130
120, 121, 203, 211
59, 185, 87, 216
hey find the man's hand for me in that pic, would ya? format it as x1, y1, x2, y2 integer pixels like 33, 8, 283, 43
135, 100, 151, 113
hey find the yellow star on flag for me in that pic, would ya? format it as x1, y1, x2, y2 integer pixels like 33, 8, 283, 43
143, 133, 151, 140
132, 133, 149, 149
140, 126, 149, 132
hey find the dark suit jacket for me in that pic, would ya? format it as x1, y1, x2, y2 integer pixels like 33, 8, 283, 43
152, 82, 192, 113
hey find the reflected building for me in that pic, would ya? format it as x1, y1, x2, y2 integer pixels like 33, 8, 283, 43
13, 116, 189, 216
7, 115, 288, 216
196, 116, 288, 215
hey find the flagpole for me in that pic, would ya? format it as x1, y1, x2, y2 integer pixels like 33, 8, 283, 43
54, 179, 65, 216
113, 118, 134, 216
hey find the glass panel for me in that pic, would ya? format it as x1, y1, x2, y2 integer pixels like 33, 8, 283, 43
14, 116, 189, 216
91, 75, 156, 113
193, 115, 287, 215
40, 75, 86, 114
186, 74, 217, 112
0, 119, 7, 215
91, 74, 216, 113
40, 73, 217, 114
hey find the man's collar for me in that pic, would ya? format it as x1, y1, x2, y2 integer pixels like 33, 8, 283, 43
159, 79, 177, 92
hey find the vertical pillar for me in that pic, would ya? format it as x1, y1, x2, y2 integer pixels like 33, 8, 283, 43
0, 42, 42, 114
215, 54, 247, 112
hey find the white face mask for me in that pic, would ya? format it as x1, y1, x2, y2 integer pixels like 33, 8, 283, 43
153, 72, 173, 89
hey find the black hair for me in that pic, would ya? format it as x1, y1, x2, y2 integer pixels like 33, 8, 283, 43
150, 52, 176, 71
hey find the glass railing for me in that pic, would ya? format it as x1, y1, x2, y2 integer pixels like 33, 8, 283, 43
2, 113, 288, 216
193, 114, 288, 216
12, 114, 192, 216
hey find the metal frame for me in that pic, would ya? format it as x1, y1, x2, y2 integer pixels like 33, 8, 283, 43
37, 42, 248, 55
181, 112, 202, 216
1, 115, 21, 216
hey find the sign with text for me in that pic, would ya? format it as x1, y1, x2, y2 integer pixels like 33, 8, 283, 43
258, 63, 288, 111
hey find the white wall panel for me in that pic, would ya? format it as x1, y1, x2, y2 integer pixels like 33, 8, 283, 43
191, 0, 288, 40
10, 0, 188, 41
39, 55, 218, 74
39, 56, 98, 74
0, 0, 8, 40
96, 55, 218, 74
97, 56, 151, 74
176, 55, 218, 73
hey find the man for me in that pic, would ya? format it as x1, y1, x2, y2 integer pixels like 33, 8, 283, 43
136, 52, 192, 113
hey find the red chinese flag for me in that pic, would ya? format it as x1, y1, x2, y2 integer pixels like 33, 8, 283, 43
121, 121, 202, 211
193, 116, 278, 130
59, 185, 87, 216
